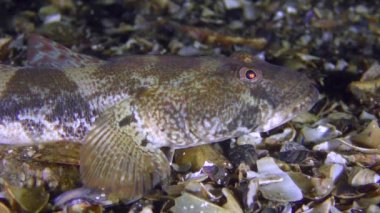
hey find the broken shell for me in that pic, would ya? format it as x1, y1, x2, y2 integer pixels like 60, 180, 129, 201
291, 111, 318, 124
359, 63, 380, 81
288, 172, 334, 200
297, 197, 335, 213
245, 179, 259, 210
264, 127, 296, 145
333, 177, 365, 200
0, 150, 80, 193
0, 202, 11, 213
38, 5, 60, 23
365, 205, 380, 213
349, 63, 380, 105
354, 188, 380, 209
302, 124, 342, 143
359, 111, 377, 121
174, 144, 231, 171
164, 180, 204, 197
0, 37, 12, 60
51, 0, 76, 11
0, 142, 80, 165
279, 141, 309, 163
221, 188, 243, 213
54, 188, 116, 208
344, 153, 380, 167
62, 199, 103, 213
5, 184, 49, 212
319, 164, 344, 182
227, 144, 258, 168
202, 161, 230, 185
127, 199, 155, 213
348, 166, 380, 186
171, 192, 228, 213
352, 120, 380, 149
325, 152, 347, 165
223, 0, 242, 10
256, 157, 303, 202
312, 138, 352, 152
199, 183, 223, 200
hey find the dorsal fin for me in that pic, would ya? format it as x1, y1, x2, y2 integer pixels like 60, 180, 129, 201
27, 34, 104, 69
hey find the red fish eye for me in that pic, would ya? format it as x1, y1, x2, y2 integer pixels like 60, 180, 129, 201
246, 70, 257, 80
239, 67, 261, 82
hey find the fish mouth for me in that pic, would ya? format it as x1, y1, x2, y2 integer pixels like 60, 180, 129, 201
255, 83, 319, 132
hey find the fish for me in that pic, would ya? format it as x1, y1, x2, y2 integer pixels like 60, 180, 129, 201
0, 35, 319, 200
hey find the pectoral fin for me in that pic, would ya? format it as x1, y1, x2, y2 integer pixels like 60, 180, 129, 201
80, 101, 170, 200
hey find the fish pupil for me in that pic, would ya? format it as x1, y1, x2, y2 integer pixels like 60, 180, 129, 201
246, 70, 256, 80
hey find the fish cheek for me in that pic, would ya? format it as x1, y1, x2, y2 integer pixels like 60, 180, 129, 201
227, 103, 261, 135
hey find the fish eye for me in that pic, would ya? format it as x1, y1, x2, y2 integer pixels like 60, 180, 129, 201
246, 69, 257, 80
239, 67, 261, 82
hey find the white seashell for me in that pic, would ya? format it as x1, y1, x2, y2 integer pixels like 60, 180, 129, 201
313, 139, 352, 152
302, 124, 341, 143
246, 179, 259, 208
171, 192, 228, 213
223, 0, 242, 10
256, 157, 303, 202
325, 152, 347, 165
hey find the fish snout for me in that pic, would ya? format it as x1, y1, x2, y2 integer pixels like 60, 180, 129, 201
254, 72, 319, 132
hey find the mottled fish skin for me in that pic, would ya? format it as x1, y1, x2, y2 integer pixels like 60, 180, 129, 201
0, 35, 319, 200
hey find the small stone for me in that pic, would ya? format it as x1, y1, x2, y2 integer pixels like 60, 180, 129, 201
286, 6, 297, 14
336, 59, 348, 71
242, 2, 256, 21
274, 11, 285, 20
38, 6, 60, 23
51, 0, 76, 11
223, 0, 242, 10
324, 62, 336, 71
355, 5, 368, 14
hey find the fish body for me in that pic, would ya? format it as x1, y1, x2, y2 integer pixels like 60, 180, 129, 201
0, 35, 319, 200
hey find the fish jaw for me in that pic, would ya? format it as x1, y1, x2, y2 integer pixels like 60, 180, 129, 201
255, 83, 319, 132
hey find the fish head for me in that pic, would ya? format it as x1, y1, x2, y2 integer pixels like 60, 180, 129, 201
206, 53, 319, 135
135, 53, 319, 146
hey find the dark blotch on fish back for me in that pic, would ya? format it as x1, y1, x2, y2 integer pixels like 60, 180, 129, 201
1, 68, 73, 118
0, 68, 92, 138
16, 68, 77, 90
